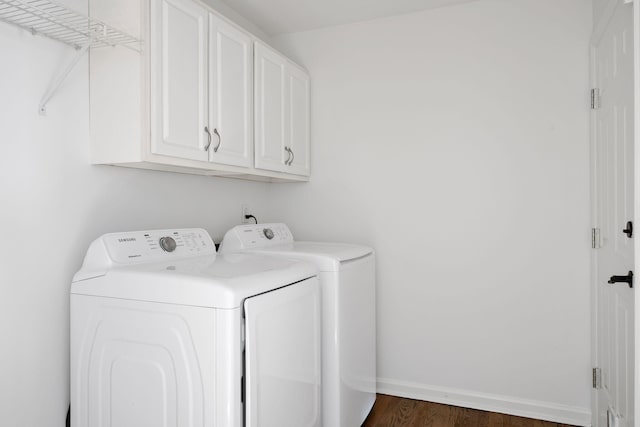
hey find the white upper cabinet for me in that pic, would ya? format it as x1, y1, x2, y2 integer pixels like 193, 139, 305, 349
254, 42, 288, 173
287, 65, 310, 176
254, 41, 310, 177
89, 0, 310, 182
151, 0, 209, 161
208, 14, 253, 168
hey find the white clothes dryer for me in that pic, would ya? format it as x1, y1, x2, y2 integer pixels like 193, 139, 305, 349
70, 228, 321, 427
220, 223, 376, 427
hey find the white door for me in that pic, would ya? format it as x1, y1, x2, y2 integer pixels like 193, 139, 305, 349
151, 0, 209, 161
208, 14, 252, 167
243, 277, 321, 427
287, 64, 311, 176
592, 1, 635, 426
254, 41, 288, 173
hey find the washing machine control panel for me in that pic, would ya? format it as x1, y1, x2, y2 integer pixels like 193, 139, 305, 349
101, 228, 216, 264
223, 223, 293, 250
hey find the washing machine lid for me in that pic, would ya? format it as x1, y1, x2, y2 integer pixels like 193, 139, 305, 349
244, 243, 372, 271
220, 224, 373, 271
71, 228, 317, 308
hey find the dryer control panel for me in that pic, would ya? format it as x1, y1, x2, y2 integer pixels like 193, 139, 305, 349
74, 229, 216, 281
221, 223, 294, 251
102, 229, 216, 263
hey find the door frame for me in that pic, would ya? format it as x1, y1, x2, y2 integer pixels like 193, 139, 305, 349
589, 33, 598, 425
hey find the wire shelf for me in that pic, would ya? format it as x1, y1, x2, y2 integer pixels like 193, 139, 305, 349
0, 0, 141, 51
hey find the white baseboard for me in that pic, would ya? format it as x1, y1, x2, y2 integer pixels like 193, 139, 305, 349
377, 377, 591, 427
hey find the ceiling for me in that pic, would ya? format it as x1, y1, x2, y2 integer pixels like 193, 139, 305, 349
219, 0, 480, 36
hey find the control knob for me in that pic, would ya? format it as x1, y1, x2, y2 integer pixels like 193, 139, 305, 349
263, 228, 274, 240
159, 236, 177, 252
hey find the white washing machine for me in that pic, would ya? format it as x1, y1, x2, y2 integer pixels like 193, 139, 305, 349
220, 223, 376, 427
70, 228, 321, 427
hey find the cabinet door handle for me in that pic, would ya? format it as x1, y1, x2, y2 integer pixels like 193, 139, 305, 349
288, 148, 295, 166
204, 127, 212, 151
623, 221, 633, 238
213, 128, 221, 153
284, 147, 292, 165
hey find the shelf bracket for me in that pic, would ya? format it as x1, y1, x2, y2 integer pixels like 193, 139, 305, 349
38, 42, 90, 115
1, 0, 141, 114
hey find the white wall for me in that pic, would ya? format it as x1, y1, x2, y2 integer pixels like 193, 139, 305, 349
0, 6, 269, 425
593, 0, 613, 29
202, 0, 271, 40
0, 0, 595, 425
267, 0, 592, 424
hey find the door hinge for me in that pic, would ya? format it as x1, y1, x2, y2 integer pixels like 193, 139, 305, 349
591, 88, 601, 109
592, 228, 601, 248
593, 367, 602, 389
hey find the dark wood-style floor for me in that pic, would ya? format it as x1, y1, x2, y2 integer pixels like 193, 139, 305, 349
361, 395, 577, 427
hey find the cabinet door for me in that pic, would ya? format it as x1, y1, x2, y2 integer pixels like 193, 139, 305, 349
151, 0, 209, 161
254, 42, 288, 173
286, 64, 310, 176
208, 14, 252, 167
